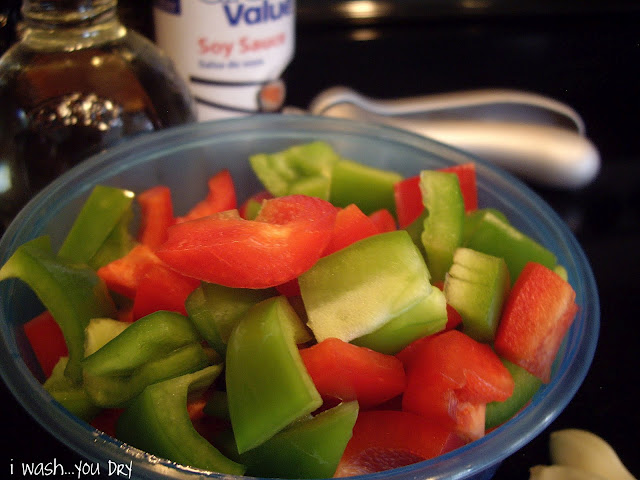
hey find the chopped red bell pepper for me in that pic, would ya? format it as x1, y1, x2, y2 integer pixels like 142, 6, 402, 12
96, 244, 164, 299
402, 330, 514, 440
131, 263, 200, 320
275, 278, 301, 297
90, 408, 124, 438
23, 310, 68, 378
439, 163, 478, 212
323, 204, 379, 256
156, 195, 338, 289
299, 337, 406, 409
393, 176, 423, 228
494, 262, 578, 383
176, 169, 237, 223
368, 209, 397, 233
137, 185, 174, 250
334, 410, 464, 477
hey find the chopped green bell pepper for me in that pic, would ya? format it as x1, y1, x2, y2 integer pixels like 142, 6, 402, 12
352, 284, 447, 354
185, 282, 275, 356
463, 209, 557, 282
84, 343, 209, 408
221, 401, 359, 479
86, 209, 136, 270
404, 209, 428, 259
82, 311, 209, 407
329, 159, 403, 215
420, 170, 465, 283
83, 317, 130, 357
57, 185, 135, 265
249, 141, 339, 200
300, 230, 431, 343
0, 236, 116, 383
82, 311, 202, 376
116, 365, 245, 475
485, 358, 542, 430
225, 296, 322, 454
444, 248, 511, 343
43, 357, 101, 421
462, 208, 509, 244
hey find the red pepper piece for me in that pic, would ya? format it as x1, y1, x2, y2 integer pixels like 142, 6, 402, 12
23, 310, 68, 378
368, 208, 397, 233
402, 330, 514, 440
334, 410, 464, 477
176, 169, 237, 223
393, 175, 423, 228
494, 262, 578, 383
323, 204, 379, 256
90, 408, 124, 438
96, 244, 164, 299
395, 335, 431, 370
275, 278, 301, 297
299, 337, 406, 409
156, 195, 337, 289
137, 185, 174, 250
131, 263, 200, 320
439, 163, 478, 212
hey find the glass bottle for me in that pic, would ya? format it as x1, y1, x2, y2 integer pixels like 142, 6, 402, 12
0, 0, 197, 230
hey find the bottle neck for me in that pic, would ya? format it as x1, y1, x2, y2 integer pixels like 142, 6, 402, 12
20, 0, 126, 50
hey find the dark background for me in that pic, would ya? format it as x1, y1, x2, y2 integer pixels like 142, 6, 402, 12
1, 1, 639, 478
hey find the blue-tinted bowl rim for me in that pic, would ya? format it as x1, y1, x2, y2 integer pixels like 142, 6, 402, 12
0, 114, 599, 480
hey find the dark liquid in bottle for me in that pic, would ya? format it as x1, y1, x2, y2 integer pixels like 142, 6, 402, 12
0, 34, 196, 230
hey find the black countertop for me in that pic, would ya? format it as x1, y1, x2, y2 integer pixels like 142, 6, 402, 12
2, 3, 639, 479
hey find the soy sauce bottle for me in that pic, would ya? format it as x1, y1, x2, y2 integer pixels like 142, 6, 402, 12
0, 0, 197, 231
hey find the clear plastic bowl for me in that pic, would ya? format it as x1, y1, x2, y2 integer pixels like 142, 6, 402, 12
0, 115, 599, 480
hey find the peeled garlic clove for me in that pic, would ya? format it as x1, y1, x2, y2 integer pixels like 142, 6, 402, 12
530, 465, 608, 480
550, 429, 636, 480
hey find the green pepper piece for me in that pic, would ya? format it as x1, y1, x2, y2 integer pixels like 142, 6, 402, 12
226, 296, 322, 454
462, 208, 509, 245
116, 365, 245, 475
485, 358, 542, 430
82, 311, 202, 376
300, 230, 431, 343
444, 247, 511, 343
229, 401, 359, 479
82, 311, 209, 407
84, 317, 130, 357
84, 343, 210, 408
329, 159, 403, 215
185, 283, 275, 356
463, 210, 557, 282
352, 285, 447, 354
554, 264, 569, 282
43, 357, 101, 421
0, 236, 116, 383
243, 198, 263, 220
58, 185, 135, 264
404, 209, 428, 259
420, 170, 465, 284
87, 209, 136, 270
249, 141, 340, 200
